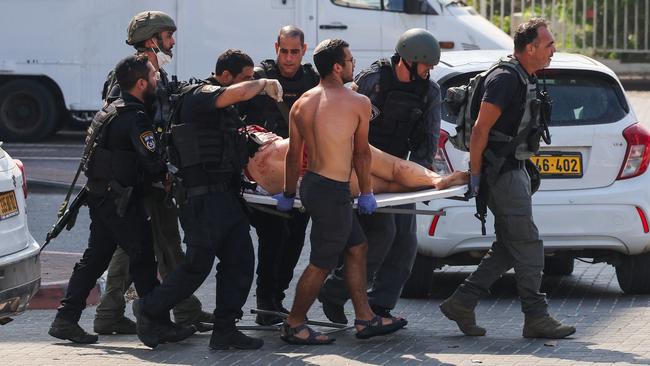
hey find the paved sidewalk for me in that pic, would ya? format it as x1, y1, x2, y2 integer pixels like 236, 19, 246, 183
2, 257, 650, 365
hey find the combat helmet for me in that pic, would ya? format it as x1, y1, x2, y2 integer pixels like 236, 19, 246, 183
395, 28, 440, 65
126, 11, 177, 45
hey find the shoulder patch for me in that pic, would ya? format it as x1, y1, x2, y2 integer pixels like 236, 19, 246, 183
202, 85, 220, 93
139, 131, 156, 152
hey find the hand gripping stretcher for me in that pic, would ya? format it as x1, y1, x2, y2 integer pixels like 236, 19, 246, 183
239, 184, 467, 332
243, 184, 466, 217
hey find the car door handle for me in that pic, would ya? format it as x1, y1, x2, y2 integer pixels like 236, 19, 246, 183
319, 24, 348, 30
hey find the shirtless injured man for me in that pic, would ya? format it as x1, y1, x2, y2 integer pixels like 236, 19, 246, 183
243, 125, 470, 197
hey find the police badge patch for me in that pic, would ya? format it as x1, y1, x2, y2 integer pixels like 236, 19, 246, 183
140, 131, 156, 152
202, 85, 220, 93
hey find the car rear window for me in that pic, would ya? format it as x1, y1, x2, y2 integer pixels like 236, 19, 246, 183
440, 69, 629, 127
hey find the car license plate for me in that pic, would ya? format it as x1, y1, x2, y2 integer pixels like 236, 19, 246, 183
531, 152, 583, 178
0, 191, 19, 220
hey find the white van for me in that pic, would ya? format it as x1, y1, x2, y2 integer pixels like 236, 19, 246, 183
0, 0, 512, 141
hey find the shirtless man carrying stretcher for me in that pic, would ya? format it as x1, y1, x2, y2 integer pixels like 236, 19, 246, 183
274, 39, 408, 345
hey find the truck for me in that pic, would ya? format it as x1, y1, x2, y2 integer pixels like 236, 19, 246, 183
0, 0, 512, 141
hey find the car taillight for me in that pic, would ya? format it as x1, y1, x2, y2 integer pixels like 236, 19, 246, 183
433, 130, 453, 175
636, 207, 649, 234
13, 159, 27, 199
428, 215, 441, 236
617, 123, 650, 180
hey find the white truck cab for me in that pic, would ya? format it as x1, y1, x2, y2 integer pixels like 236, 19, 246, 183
0, 0, 512, 141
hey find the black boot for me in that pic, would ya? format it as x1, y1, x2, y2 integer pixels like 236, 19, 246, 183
132, 299, 164, 348
210, 318, 263, 350
319, 296, 348, 325
49, 317, 99, 344
255, 297, 284, 326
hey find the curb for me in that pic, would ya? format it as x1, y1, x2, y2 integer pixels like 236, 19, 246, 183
27, 179, 83, 191
29, 280, 101, 310
31, 251, 103, 310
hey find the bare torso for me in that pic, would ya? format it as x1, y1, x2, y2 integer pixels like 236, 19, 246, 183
293, 83, 369, 182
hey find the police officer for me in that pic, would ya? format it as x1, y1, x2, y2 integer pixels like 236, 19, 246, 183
440, 18, 576, 339
240, 25, 319, 326
318, 28, 442, 324
48, 55, 193, 344
133, 49, 283, 350
95, 10, 214, 335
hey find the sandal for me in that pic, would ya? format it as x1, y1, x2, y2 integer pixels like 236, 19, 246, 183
354, 315, 407, 340
280, 322, 335, 345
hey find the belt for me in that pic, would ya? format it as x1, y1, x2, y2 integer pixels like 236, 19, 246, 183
502, 159, 525, 171
185, 182, 231, 198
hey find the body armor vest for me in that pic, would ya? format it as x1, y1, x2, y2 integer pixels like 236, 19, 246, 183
368, 59, 429, 160
253, 59, 319, 138
168, 82, 249, 177
486, 57, 543, 160
83, 98, 140, 187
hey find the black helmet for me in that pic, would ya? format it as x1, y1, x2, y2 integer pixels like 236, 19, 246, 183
395, 28, 440, 65
126, 11, 177, 46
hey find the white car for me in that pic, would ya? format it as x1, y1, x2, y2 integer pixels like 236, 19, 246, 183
0, 143, 40, 324
407, 50, 650, 296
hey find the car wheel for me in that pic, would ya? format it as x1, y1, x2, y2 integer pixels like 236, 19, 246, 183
0, 79, 58, 141
543, 254, 575, 276
616, 252, 650, 294
400, 253, 434, 298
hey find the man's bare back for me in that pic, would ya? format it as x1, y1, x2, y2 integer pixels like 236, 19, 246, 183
290, 83, 371, 183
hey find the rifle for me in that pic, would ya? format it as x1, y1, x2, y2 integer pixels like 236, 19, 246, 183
42, 187, 88, 252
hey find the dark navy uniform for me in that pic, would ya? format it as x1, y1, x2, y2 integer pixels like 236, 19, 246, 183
55, 93, 165, 323
97, 66, 207, 328
320, 56, 442, 314
140, 78, 254, 330
240, 60, 318, 319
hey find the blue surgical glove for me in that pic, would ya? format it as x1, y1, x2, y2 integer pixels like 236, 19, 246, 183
357, 192, 377, 215
273, 192, 295, 212
468, 174, 481, 198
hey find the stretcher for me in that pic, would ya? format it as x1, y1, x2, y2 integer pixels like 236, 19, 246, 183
243, 184, 467, 216
239, 184, 467, 332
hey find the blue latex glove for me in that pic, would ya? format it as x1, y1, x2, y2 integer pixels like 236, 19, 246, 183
468, 174, 481, 198
357, 192, 378, 214
273, 192, 295, 212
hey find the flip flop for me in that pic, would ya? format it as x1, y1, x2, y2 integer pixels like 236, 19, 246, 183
354, 315, 407, 340
280, 322, 335, 345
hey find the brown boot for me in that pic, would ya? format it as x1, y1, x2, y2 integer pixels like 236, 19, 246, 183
523, 314, 576, 339
439, 297, 486, 336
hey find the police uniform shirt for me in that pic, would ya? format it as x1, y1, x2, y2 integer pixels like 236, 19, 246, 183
354, 62, 442, 169
176, 80, 237, 187
104, 93, 166, 185
480, 66, 531, 152
241, 62, 319, 138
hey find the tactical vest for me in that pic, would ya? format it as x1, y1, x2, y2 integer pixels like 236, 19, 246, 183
446, 57, 545, 161
253, 59, 319, 137
83, 98, 140, 187
101, 66, 173, 134
367, 59, 430, 160
167, 82, 249, 178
